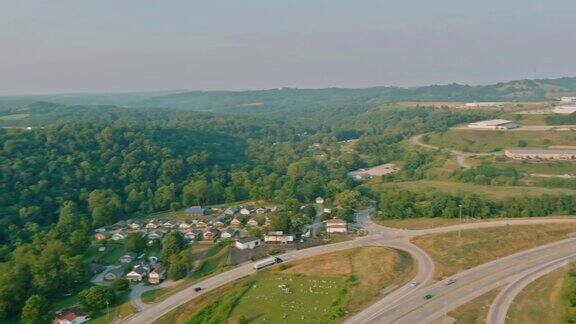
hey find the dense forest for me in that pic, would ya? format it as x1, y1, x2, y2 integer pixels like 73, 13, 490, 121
0, 77, 574, 320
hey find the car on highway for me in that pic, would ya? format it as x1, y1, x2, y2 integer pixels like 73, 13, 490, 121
445, 278, 456, 285
194, 287, 202, 292
410, 282, 419, 287
424, 294, 433, 300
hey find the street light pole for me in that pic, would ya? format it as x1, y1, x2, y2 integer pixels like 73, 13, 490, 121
458, 204, 463, 239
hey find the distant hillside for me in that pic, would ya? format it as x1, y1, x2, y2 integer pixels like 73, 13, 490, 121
137, 77, 576, 112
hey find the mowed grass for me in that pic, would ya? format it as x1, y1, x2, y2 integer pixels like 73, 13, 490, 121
413, 224, 576, 279
427, 130, 576, 153
448, 289, 500, 324
507, 268, 566, 324
155, 247, 414, 324
376, 180, 576, 200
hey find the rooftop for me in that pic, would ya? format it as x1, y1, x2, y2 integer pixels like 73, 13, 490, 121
506, 149, 576, 155
469, 119, 515, 126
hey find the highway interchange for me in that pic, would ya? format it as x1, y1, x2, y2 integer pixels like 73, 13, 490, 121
124, 211, 576, 323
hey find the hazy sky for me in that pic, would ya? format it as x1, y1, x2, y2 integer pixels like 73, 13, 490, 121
1, 0, 575, 95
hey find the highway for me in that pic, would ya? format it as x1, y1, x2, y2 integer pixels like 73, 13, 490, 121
487, 256, 573, 324
368, 238, 576, 323
123, 213, 576, 324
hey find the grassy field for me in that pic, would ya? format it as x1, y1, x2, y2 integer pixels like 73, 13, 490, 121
154, 247, 414, 324
427, 130, 576, 153
87, 243, 125, 265
375, 217, 463, 230
492, 160, 576, 175
507, 268, 566, 324
448, 289, 500, 324
413, 224, 576, 279
89, 298, 134, 324
374, 180, 576, 200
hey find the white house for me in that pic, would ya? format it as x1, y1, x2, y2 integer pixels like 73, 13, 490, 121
119, 252, 137, 263
247, 218, 259, 227
148, 265, 166, 284
126, 264, 149, 282
111, 230, 126, 241
221, 228, 239, 239
235, 237, 261, 250
240, 208, 251, 215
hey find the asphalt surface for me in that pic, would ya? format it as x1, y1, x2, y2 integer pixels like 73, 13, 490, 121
370, 238, 576, 324
487, 255, 574, 324
123, 214, 576, 324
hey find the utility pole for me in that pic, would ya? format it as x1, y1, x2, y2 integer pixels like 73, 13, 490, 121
458, 204, 463, 239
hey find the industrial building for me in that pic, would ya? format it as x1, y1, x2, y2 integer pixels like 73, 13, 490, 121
560, 97, 576, 104
553, 106, 576, 115
505, 149, 576, 161
464, 102, 504, 107
468, 119, 519, 130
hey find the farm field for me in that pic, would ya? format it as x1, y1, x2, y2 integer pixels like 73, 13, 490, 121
373, 180, 576, 200
154, 247, 414, 323
448, 289, 499, 324
427, 130, 576, 153
413, 224, 576, 279
507, 268, 566, 324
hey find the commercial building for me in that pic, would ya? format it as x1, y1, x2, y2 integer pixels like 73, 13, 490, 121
235, 237, 261, 250
553, 106, 576, 115
468, 119, 519, 130
263, 231, 294, 244
464, 102, 504, 107
325, 219, 348, 234
505, 149, 576, 161
561, 97, 576, 104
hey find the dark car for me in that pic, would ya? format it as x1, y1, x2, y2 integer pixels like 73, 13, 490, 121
424, 294, 433, 300
194, 287, 202, 292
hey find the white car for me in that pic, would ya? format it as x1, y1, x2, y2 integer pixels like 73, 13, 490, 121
410, 282, 419, 287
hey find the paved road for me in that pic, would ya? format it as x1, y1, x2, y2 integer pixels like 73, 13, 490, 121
371, 238, 576, 323
487, 256, 574, 324
124, 214, 576, 324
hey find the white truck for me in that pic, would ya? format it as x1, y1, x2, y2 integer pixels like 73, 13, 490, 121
253, 256, 283, 270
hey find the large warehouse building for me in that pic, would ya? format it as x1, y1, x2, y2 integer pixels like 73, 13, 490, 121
505, 149, 576, 161
468, 119, 519, 130
553, 106, 576, 115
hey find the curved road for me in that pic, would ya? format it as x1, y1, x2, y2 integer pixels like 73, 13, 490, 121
487, 255, 573, 324
123, 214, 576, 323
